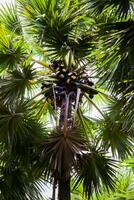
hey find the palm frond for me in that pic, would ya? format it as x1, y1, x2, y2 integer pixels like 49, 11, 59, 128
17, 0, 93, 60
0, 1, 132, 199
76, 108, 98, 140
89, 0, 133, 18
36, 127, 86, 181
97, 101, 134, 159
92, 167, 134, 200
0, 30, 28, 71
103, 21, 134, 54
74, 148, 117, 199
125, 157, 134, 170
96, 21, 134, 132
0, 3, 23, 35
30, 97, 57, 124
0, 100, 45, 162
0, 61, 39, 103
0, 165, 45, 200
97, 21, 134, 84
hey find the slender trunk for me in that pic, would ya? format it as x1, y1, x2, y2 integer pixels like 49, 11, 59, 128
59, 97, 66, 129
68, 98, 73, 128
58, 177, 71, 200
59, 95, 73, 129
58, 93, 73, 200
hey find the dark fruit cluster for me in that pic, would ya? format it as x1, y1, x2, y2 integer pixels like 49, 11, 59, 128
49, 60, 78, 85
41, 60, 98, 108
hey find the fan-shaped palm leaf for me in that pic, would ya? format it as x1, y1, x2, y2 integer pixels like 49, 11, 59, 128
17, 0, 93, 60
0, 166, 44, 200
38, 127, 86, 180
0, 30, 28, 71
95, 20, 134, 132
97, 100, 134, 159
89, 0, 133, 18
0, 3, 22, 35
0, 61, 39, 103
0, 101, 45, 163
74, 147, 117, 199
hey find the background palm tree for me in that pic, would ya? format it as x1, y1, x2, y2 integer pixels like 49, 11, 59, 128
0, 0, 133, 199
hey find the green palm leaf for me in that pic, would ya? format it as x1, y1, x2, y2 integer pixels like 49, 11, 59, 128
97, 101, 134, 159
0, 30, 28, 71
89, 0, 133, 18
0, 101, 45, 161
0, 3, 23, 35
17, 0, 92, 60
95, 20, 134, 132
0, 61, 39, 103
74, 148, 117, 199
0, 166, 44, 200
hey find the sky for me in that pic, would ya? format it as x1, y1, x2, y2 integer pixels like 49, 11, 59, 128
0, 0, 13, 3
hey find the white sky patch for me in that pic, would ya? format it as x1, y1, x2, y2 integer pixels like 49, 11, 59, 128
0, 0, 13, 3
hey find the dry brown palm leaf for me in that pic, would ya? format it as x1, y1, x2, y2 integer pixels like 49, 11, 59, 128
39, 128, 87, 181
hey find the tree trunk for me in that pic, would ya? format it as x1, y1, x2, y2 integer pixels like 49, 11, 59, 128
58, 177, 71, 200
59, 97, 66, 129
59, 94, 73, 129
58, 93, 73, 200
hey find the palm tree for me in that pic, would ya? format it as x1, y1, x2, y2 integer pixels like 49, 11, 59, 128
0, 0, 133, 200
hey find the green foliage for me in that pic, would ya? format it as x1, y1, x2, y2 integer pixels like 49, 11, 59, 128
89, 0, 133, 18
72, 165, 134, 200
0, 3, 22, 35
17, 0, 93, 60
75, 150, 117, 199
0, 101, 45, 158
97, 101, 133, 159
0, 166, 44, 200
0, 30, 28, 70
0, 0, 133, 199
0, 61, 39, 103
